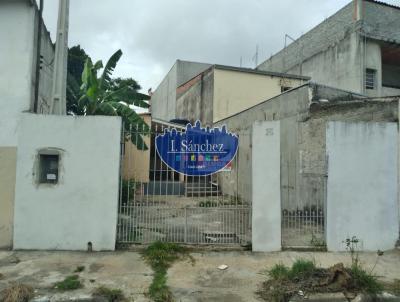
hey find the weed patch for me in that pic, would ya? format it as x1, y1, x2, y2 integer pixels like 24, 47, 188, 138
350, 265, 383, 295
54, 275, 83, 291
259, 260, 383, 302
142, 241, 194, 302
268, 263, 290, 280
93, 286, 125, 302
288, 259, 316, 280
0, 283, 34, 302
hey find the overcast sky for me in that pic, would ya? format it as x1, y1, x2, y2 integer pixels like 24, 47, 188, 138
41, 0, 400, 93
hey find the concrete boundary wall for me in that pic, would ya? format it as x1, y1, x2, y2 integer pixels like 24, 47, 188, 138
13, 114, 121, 251
326, 121, 398, 251
252, 121, 281, 252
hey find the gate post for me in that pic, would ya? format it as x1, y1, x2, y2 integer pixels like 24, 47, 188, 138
252, 121, 281, 252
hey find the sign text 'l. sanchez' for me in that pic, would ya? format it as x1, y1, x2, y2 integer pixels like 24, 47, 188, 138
155, 121, 238, 176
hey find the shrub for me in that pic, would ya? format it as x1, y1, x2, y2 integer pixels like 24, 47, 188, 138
268, 263, 290, 280
289, 259, 316, 280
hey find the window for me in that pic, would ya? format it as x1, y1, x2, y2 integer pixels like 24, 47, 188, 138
365, 68, 376, 90
281, 86, 292, 93
39, 154, 59, 184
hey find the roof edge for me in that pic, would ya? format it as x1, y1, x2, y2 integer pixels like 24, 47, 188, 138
214, 64, 310, 80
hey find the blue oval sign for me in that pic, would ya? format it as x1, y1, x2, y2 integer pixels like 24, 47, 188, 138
155, 121, 238, 176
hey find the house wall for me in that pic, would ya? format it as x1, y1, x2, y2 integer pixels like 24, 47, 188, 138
257, 0, 400, 97
0, 0, 36, 146
215, 83, 398, 211
151, 63, 177, 122
215, 84, 311, 203
151, 60, 211, 121
35, 20, 55, 114
213, 68, 305, 123
296, 98, 398, 213
13, 114, 121, 251
326, 121, 398, 251
0, 0, 54, 249
257, 2, 354, 77
176, 69, 214, 126
123, 114, 151, 183
363, 0, 400, 43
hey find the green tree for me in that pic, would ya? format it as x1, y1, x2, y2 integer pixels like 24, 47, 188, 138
67, 45, 88, 115
78, 49, 150, 149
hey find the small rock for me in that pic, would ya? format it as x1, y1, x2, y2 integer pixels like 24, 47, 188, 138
10, 256, 20, 264
30, 296, 50, 302
290, 292, 347, 301
218, 264, 228, 270
344, 291, 357, 300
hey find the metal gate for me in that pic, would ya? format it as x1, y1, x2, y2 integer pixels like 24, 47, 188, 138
281, 161, 326, 248
117, 121, 251, 246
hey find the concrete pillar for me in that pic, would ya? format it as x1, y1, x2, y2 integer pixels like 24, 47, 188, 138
252, 121, 281, 252
50, 0, 69, 115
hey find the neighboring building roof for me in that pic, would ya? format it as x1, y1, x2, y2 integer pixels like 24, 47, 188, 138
151, 118, 186, 130
176, 63, 310, 93
365, 0, 400, 10
214, 64, 310, 81
214, 82, 370, 123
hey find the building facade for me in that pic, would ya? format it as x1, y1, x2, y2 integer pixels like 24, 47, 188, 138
257, 0, 400, 98
150, 60, 211, 122
176, 65, 309, 125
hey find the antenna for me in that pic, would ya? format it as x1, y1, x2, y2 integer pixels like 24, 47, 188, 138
252, 44, 259, 68
284, 34, 296, 48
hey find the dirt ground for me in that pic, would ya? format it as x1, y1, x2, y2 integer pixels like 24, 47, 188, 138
0, 249, 399, 302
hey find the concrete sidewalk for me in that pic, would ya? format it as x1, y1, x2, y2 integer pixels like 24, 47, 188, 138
0, 249, 399, 302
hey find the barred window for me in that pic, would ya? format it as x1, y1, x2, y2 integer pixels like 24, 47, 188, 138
365, 68, 376, 90
39, 154, 59, 184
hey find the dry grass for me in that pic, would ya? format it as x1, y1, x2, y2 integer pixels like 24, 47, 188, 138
0, 283, 34, 302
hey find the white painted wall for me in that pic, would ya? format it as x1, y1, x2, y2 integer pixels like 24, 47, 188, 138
13, 114, 121, 251
326, 121, 399, 251
0, 0, 35, 146
252, 121, 281, 252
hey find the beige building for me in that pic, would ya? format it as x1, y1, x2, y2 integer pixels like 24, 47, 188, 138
176, 65, 309, 125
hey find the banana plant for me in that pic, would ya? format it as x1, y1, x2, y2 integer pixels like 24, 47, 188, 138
78, 50, 150, 150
